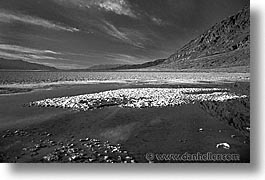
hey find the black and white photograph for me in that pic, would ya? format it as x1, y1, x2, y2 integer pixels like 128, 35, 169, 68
0, 0, 252, 164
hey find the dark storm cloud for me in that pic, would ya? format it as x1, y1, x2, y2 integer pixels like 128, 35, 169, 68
0, 0, 249, 69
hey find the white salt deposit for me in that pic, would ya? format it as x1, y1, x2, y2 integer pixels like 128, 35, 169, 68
29, 88, 247, 111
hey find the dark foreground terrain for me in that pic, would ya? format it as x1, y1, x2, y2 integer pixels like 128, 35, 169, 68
0, 82, 249, 163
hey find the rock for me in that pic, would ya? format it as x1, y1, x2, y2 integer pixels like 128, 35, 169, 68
103, 156, 109, 160
5, 130, 10, 133
216, 142, 231, 149
2, 135, 7, 138
30, 152, 38, 156
125, 156, 131, 160
198, 128, 204, 132
31, 135, 137, 163
179, 139, 187, 143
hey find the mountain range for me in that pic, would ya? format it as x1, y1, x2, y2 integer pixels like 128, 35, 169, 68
1, 5, 250, 72
0, 58, 57, 71
89, 5, 250, 72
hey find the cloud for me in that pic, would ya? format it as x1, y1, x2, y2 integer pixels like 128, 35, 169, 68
100, 20, 138, 46
121, 28, 153, 44
45, 62, 87, 69
0, 44, 61, 55
103, 53, 145, 64
43, 50, 59, 54
0, 44, 83, 69
0, 44, 60, 61
96, 20, 148, 48
144, 14, 170, 26
54, 0, 136, 18
150, 17, 164, 26
0, 10, 79, 32
94, 0, 136, 17
0, 50, 56, 61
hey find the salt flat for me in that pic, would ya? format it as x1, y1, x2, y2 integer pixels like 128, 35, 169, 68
29, 88, 247, 111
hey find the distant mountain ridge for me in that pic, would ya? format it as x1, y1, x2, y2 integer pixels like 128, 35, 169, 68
111, 58, 166, 70
88, 64, 125, 70
157, 5, 250, 70
87, 59, 166, 71
0, 58, 57, 70
89, 6, 250, 72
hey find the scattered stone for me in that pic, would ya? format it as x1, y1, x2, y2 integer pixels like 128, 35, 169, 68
103, 156, 109, 160
216, 142, 231, 149
199, 128, 204, 132
43, 153, 59, 162
39, 137, 136, 163
2, 134, 7, 138
15, 156, 20, 160
1, 129, 29, 138
30, 152, 38, 156
179, 139, 187, 143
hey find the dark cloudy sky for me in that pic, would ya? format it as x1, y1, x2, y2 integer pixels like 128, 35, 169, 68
0, 0, 249, 69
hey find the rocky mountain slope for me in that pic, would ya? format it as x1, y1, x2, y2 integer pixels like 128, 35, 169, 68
90, 6, 250, 72
156, 5, 250, 71
0, 58, 57, 70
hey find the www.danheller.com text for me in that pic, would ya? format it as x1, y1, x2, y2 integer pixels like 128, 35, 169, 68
145, 152, 240, 162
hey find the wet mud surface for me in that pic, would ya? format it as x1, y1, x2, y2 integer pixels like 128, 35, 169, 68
0, 82, 250, 163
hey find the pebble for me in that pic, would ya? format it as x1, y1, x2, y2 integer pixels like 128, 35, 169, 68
179, 139, 187, 143
1, 129, 29, 138
199, 128, 204, 132
31, 135, 137, 163
216, 142, 231, 149
15, 156, 20, 159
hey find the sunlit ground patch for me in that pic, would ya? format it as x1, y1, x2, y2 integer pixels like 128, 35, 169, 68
29, 88, 247, 111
